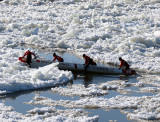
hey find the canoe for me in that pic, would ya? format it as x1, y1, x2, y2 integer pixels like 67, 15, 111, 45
19, 57, 136, 75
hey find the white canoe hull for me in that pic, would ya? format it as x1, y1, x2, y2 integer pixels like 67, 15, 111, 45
19, 57, 136, 75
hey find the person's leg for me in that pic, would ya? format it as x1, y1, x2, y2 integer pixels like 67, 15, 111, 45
84, 64, 89, 71
84, 62, 91, 73
124, 65, 129, 73
92, 61, 96, 65
126, 65, 129, 70
26, 55, 31, 68
26, 61, 31, 68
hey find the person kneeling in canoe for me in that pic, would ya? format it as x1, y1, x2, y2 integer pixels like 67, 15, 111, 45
119, 57, 129, 73
53, 53, 64, 62
22, 50, 36, 68
83, 54, 96, 72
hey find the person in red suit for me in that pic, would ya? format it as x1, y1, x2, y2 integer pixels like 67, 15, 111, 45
53, 53, 64, 62
119, 57, 129, 73
22, 50, 36, 67
83, 54, 96, 72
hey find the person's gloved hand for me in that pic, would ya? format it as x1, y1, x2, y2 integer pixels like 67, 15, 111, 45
119, 68, 121, 70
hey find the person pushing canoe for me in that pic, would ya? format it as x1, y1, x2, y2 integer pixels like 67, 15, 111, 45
22, 50, 36, 67
119, 57, 129, 73
53, 53, 64, 62
83, 54, 96, 73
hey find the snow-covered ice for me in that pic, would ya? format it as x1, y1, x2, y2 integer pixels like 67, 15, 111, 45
26, 93, 160, 121
0, 102, 99, 122
0, 49, 73, 94
51, 84, 108, 97
1, 0, 160, 72
1, 0, 160, 121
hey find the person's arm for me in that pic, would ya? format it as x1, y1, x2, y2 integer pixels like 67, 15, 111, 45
85, 58, 90, 65
22, 52, 27, 58
84, 56, 89, 65
119, 61, 123, 69
85, 60, 87, 65
31, 52, 36, 58
53, 57, 56, 62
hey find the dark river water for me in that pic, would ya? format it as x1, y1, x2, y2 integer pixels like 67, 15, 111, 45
0, 46, 156, 122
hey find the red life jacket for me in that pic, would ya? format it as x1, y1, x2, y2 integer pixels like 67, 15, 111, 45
84, 55, 91, 64
119, 59, 129, 68
22, 50, 36, 58
84, 55, 96, 65
53, 55, 63, 62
